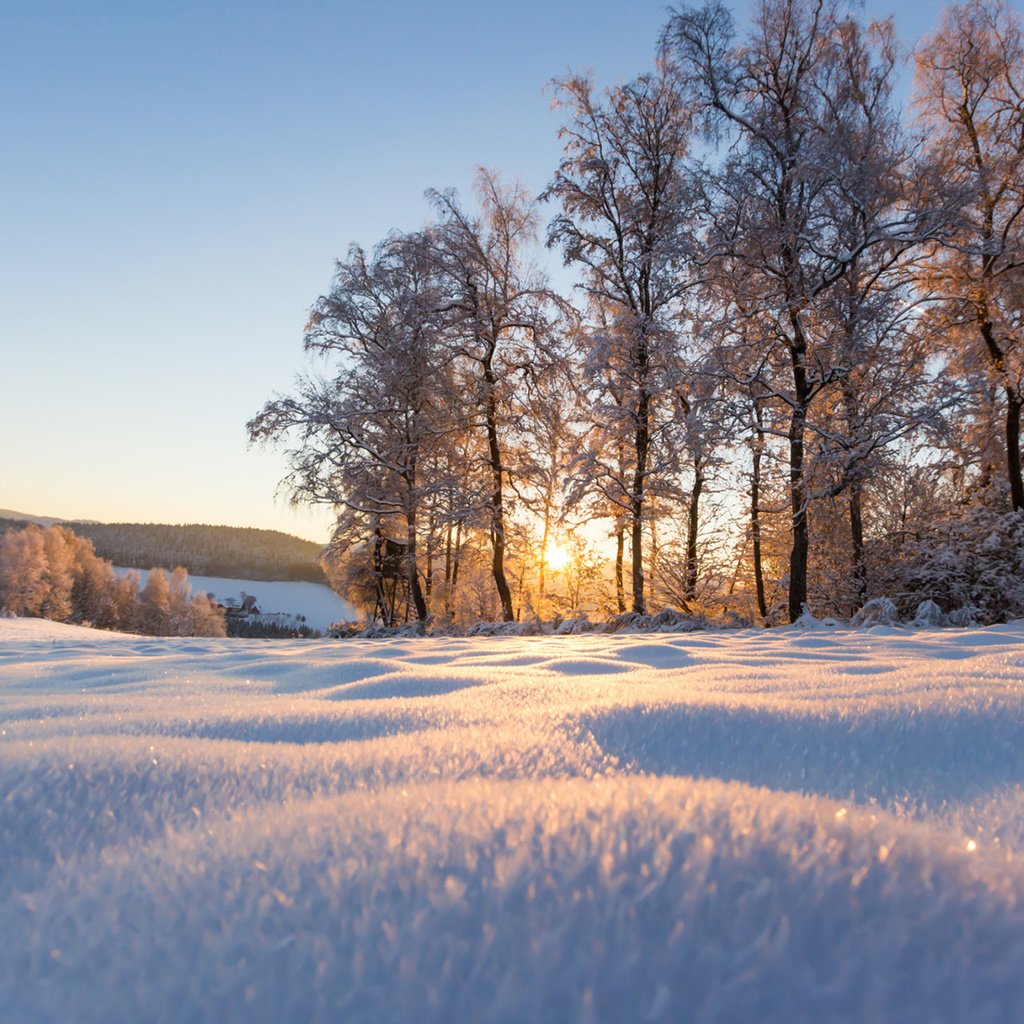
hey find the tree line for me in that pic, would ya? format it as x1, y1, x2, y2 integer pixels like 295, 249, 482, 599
252, 0, 1024, 627
0, 524, 227, 636
58, 522, 326, 583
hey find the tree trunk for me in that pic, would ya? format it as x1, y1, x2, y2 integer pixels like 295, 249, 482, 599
630, 513, 645, 614
614, 528, 625, 613
849, 477, 866, 610
538, 508, 551, 608
451, 523, 462, 600
372, 524, 388, 626
406, 523, 428, 621
788, 404, 809, 623
750, 413, 768, 622
975, 298, 1024, 511
405, 479, 427, 621
443, 524, 453, 618
648, 519, 660, 610
483, 365, 515, 621
785, 301, 812, 623
631, 385, 650, 615
537, 433, 559, 613
1006, 386, 1024, 512
424, 513, 434, 601
684, 461, 704, 603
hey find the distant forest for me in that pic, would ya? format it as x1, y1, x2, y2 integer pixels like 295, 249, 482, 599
0, 519, 326, 583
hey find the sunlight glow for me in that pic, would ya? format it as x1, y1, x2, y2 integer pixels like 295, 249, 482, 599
544, 541, 570, 571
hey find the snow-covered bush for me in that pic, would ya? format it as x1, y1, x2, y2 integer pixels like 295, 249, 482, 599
650, 607, 704, 631
554, 615, 595, 635
851, 598, 901, 628
606, 612, 654, 633
466, 620, 543, 638
944, 605, 983, 628
912, 600, 945, 628
881, 506, 1024, 625
792, 608, 842, 629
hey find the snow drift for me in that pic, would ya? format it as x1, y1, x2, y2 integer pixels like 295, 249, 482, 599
1, 619, 1023, 1022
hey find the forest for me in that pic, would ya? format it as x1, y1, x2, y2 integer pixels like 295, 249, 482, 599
251, 0, 1024, 629
0, 524, 227, 637
31, 521, 327, 583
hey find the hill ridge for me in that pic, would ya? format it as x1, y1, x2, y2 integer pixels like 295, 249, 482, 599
0, 514, 327, 584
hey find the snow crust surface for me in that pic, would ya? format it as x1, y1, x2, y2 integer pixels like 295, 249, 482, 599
2, 618, 1024, 1022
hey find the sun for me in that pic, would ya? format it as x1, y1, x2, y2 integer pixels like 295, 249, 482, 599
544, 540, 570, 571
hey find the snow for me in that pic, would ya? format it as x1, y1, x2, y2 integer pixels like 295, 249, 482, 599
115, 569, 358, 632
2, 618, 1024, 1021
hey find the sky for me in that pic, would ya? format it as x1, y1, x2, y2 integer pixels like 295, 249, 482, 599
0, 0, 967, 544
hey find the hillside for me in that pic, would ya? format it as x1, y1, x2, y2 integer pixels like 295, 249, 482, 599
0, 514, 327, 583
0, 508, 98, 527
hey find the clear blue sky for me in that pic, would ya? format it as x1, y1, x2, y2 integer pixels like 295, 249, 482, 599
0, 0, 964, 543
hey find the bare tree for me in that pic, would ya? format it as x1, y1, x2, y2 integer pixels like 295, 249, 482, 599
544, 69, 697, 614
915, 0, 1024, 511
249, 232, 453, 622
663, 0, 927, 621
428, 169, 559, 621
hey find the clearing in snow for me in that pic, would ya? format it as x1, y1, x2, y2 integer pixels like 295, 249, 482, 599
1, 617, 1023, 1021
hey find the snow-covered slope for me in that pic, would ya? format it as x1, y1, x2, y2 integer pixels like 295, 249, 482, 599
0, 617, 133, 641
1, 620, 1023, 1022
117, 568, 357, 631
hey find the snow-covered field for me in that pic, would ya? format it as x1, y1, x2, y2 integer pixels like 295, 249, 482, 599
2, 617, 1024, 1022
116, 569, 357, 632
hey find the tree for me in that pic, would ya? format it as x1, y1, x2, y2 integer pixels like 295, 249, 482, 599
40, 526, 76, 621
663, 0, 926, 621
544, 69, 698, 614
915, 0, 1024, 511
187, 589, 227, 637
0, 524, 47, 616
138, 568, 171, 635
70, 539, 120, 629
111, 573, 140, 633
250, 231, 454, 623
428, 169, 559, 621
514, 359, 581, 617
